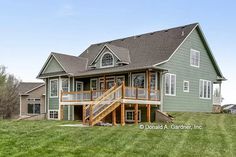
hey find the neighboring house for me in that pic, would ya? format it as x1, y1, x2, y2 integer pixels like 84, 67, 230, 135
37, 23, 225, 125
223, 104, 236, 114
19, 82, 45, 116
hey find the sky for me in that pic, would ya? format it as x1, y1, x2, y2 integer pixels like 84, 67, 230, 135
0, 0, 235, 104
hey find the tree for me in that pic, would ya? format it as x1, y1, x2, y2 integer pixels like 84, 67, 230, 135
0, 65, 20, 119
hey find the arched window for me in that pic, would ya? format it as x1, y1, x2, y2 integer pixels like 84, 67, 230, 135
101, 52, 114, 67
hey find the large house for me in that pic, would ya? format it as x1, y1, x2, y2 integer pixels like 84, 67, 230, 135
37, 23, 225, 126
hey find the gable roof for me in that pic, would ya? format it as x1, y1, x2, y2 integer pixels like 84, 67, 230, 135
37, 23, 224, 79
91, 44, 130, 65
78, 23, 198, 74
37, 52, 88, 78
18, 82, 45, 95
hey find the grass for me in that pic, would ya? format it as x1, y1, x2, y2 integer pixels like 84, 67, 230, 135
0, 112, 235, 157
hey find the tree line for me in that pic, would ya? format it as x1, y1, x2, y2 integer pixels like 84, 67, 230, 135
0, 65, 20, 119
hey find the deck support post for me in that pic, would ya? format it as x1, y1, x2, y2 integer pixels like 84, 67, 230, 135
134, 104, 138, 124
121, 103, 125, 126
147, 104, 151, 123
112, 109, 117, 126
60, 105, 64, 120
89, 104, 93, 126
82, 105, 86, 124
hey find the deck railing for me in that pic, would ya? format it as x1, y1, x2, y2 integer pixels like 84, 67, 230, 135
61, 82, 160, 103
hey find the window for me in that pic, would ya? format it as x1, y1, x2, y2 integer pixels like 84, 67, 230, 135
50, 79, 58, 97
132, 73, 146, 96
76, 81, 83, 91
49, 110, 58, 119
150, 72, 157, 90
90, 79, 97, 90
106, 78, 115, 89
116, 76, 125, 86
190, 49, 200, 67
27, 98, 41, 101
199, 79, 211, 99
62, 78, 69, 92
165, 73, 176, 96
132, 73, 145, 88
125, 110, 141, 122
183, 81, 189, 92
101, 52, 114, 67
28, 104, 40, 114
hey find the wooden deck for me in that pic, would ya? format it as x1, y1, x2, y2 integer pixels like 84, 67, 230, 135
60, 82, 160, 126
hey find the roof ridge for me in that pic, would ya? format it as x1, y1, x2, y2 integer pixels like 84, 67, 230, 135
51, 52, 78, 58
90, 22, 199, 46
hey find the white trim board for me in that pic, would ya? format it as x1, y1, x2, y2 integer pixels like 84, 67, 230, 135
90, 44, 121, 66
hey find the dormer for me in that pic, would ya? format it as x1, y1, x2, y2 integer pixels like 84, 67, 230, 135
89, 44, 130, 69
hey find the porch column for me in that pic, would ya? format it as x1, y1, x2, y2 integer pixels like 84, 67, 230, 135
82, 105, 86, 124
147, 104, 151, 123
89, 104, 94, 126
134, 104, 138, 124
146, 70, 151, 123
121, 103, 125, 126
60, 105, 64, 120
112, 109, 117, 126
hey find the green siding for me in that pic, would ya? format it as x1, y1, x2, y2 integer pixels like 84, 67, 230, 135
47, 77, 59, 110
43, 57, 64, 74
159, 29, 217, 112
49, 98, 59, 110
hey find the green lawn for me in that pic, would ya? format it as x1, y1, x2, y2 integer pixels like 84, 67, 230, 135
0, 113, 235, 157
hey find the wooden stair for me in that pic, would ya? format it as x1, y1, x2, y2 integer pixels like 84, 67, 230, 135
86, 84, 122, 126
91, 101, 121, 126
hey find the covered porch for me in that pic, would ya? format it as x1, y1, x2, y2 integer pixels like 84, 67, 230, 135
59, 69, 163, 125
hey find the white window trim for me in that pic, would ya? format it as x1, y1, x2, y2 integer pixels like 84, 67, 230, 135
61, 78, 69, 92
165, 73, 176, 96
183, 80, 189, 92
125, 110, 141, 122
48, 110, 59, 120
50, 79, 59, 98
76, 81, 84, 91
190, 49, 200, 68
199, 79, 212, 100
90, 78, 98, 90
100, 51, 115, 68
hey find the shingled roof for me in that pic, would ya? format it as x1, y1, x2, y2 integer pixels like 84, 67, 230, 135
52, 52, 88, 74
18, 82, 45, 95
76, 23, 198, 76
38, 23, 224, 78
